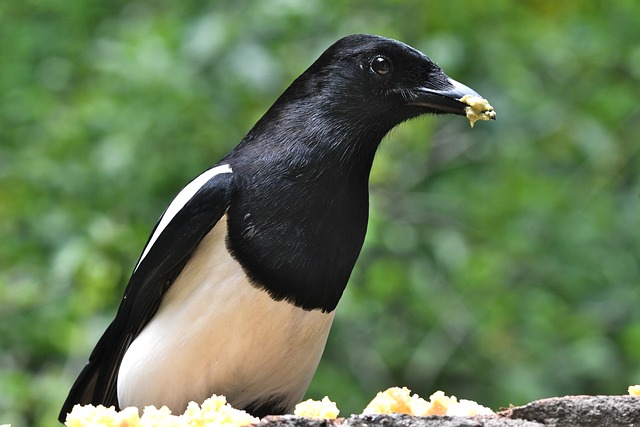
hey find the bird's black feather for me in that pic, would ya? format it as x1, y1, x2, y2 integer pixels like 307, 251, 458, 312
219, 35, 441, 311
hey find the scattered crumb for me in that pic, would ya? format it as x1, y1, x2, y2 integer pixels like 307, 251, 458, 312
363, 387, 414, 415
446, 398, 495, 416
181, 395, 258, 427
363, 387, 493, 417
64, 387, 499, 426
64, 405, 141, 427
294, 396, 340, 419
460, 94, 496, 127
64, 395, 258, 427
629, 385, 640, 396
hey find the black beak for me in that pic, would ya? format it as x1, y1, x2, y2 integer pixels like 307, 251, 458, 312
408, 77, 484, 116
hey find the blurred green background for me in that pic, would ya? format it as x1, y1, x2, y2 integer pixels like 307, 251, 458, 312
2, 1, 640, 426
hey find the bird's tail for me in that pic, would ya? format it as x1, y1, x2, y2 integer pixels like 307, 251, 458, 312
58, 323, 123, 423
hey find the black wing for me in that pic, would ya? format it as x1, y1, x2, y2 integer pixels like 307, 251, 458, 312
59, 166, 234, 422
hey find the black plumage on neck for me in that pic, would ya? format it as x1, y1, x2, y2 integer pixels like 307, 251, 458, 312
224, 94, 397, 312
220, 33, 478, 312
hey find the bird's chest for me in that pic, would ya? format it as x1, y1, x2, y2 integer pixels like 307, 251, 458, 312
117, 215, 335, 413
226, 172, 370, 311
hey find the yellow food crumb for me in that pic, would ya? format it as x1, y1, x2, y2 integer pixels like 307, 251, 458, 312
181, 395, 258, 427
64, 395, 258, 427
294, 396, 340, 419
363, 387, 414, 415
446, 398, 494, 417
629, 385, 640, 396
140, 405, 185, 427
363, 387, 493, 417
65, 405, 139, 427
64, 388, 496, 425
425, 390, 455, 416
460, 94, 496, 128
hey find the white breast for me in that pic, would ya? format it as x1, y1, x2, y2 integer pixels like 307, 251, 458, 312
117, 215, 335, 414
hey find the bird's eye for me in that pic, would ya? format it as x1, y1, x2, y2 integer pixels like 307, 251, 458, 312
370, 56, 393, 76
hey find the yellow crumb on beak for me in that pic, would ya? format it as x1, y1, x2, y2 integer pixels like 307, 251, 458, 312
460, 94, 496, 128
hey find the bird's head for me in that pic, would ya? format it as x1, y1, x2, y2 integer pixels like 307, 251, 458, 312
283, 34, 487, 130
241, 34, 492, 176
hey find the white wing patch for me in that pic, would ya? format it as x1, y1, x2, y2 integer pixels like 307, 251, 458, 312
134, 164, 233, 272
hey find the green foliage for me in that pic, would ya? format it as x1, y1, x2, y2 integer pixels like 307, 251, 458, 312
1, 1, 639, 426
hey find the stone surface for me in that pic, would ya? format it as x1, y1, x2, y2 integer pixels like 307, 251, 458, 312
500, 395, 640, 426
258, 414, 542, 427
256, 395, 640, 427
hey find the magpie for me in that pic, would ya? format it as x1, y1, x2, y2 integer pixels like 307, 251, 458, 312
59, 34, 490, 421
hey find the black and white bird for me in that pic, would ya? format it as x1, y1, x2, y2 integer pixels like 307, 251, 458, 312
59, 34, 489, 421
